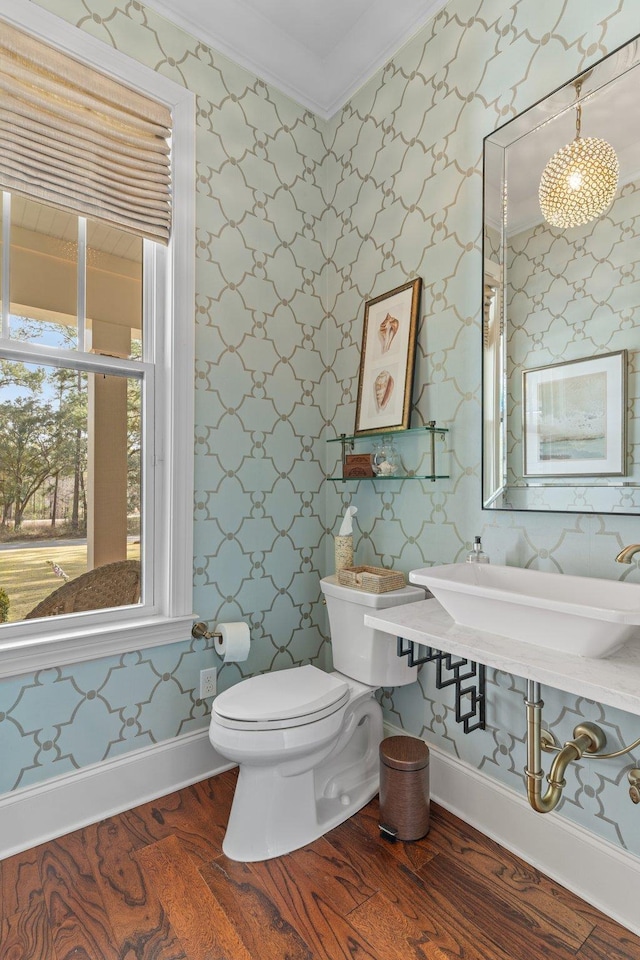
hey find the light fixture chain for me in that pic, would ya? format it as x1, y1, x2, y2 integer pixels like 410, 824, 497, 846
575, 77, 583, 140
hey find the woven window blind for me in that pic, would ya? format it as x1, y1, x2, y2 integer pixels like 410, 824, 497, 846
0, 22, 172, 243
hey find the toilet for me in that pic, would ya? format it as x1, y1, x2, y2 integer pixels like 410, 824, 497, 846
208, 574, 425, 861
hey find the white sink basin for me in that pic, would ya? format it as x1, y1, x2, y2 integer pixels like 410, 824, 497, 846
409, 563, 640, 658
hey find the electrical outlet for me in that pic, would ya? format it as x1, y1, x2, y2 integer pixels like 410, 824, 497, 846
199, 667, 217, 699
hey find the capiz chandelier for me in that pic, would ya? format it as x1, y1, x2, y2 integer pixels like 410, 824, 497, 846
539, 79, 619, 229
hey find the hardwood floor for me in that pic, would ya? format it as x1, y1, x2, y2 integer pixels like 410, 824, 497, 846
2, 768, 639, 960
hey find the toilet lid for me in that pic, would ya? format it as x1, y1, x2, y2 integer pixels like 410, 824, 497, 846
213, 665, 349, 730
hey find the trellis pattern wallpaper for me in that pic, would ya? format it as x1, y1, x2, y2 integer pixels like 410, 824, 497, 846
0, 0, 638, 862
1, 0, 329, 791
321, 0, 640, 858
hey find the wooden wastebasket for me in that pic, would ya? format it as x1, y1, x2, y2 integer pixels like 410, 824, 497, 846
379, 736, 430, 841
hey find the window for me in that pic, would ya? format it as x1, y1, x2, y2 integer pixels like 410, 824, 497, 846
1, 195, 145, 618
0, 0, 195, 677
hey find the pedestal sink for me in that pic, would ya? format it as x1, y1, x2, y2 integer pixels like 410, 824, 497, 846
409, 563, 640, 658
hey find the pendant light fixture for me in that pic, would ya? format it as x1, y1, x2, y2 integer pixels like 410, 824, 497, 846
539, 79, 619, 229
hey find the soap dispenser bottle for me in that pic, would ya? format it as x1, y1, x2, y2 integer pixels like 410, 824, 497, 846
467, 536, 489, 564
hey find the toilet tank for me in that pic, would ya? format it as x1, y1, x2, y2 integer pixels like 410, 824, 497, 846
320, 575, 425, 687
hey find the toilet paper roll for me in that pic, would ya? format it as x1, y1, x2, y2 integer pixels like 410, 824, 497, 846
215, 621, 251, 662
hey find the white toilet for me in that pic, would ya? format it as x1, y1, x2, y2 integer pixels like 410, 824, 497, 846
208, 574, 424, 861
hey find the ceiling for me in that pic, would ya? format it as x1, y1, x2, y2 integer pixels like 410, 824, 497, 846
140, 0, 449, 119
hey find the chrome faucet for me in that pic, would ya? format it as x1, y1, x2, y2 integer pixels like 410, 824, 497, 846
615, 544, 640, 564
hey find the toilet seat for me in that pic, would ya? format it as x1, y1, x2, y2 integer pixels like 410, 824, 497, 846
213, 664, 350, 731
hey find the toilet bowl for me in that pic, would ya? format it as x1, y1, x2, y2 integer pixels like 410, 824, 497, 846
208, 575, 425, 861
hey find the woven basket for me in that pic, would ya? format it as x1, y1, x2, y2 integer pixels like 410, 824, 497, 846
25, 559, 141, 619
337, 565, 406, 594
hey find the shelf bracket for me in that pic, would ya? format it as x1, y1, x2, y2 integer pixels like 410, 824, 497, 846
396, 637, 486, 733
427, 419, 437, 479
339, 432, 354, 469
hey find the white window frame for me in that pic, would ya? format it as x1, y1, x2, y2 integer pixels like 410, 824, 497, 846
0, 0, 195, 678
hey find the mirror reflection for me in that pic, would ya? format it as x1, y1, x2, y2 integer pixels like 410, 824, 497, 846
483, 35, 640, 513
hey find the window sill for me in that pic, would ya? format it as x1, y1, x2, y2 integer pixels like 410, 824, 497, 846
0, 614, 197, 679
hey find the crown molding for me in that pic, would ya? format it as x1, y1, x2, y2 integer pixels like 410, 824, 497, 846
141, 0, 448, 119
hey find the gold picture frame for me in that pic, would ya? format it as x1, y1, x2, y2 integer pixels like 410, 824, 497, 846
354, 279, 422, 436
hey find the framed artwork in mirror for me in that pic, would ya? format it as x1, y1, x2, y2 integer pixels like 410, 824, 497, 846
523, 350, 627, 477
354, 278, 422, 436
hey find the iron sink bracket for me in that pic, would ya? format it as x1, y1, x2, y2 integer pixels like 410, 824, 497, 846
396, 636, 486, 733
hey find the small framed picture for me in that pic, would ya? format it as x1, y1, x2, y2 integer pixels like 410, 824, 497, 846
354, 279, 422, 436
523, 350, 627, 477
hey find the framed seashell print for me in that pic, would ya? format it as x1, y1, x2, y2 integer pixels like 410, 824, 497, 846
354, 278, 422, 435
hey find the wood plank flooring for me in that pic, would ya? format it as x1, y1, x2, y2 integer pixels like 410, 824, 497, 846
1, 768, 639, 960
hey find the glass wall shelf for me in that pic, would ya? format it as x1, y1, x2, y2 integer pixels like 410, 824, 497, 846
326, 422, 449, 483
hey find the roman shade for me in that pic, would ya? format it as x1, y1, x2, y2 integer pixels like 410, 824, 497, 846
0, 21, 172, 243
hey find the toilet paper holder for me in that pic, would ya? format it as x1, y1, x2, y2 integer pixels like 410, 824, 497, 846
191, 620, 222, 641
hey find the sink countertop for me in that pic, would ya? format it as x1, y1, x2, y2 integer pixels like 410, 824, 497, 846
364, 598, 640, 716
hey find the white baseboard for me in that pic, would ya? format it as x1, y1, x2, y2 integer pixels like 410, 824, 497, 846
384, 722, 640, 937
0, 729, 231, 861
